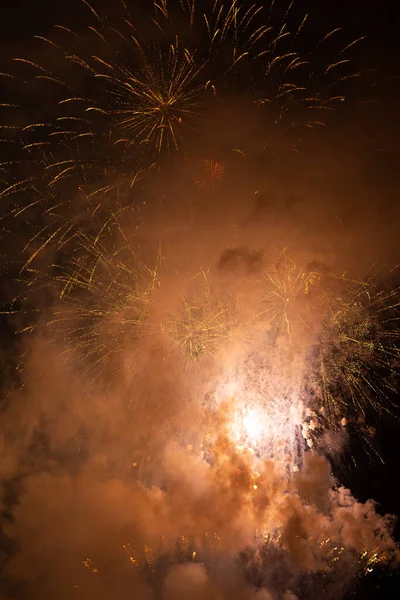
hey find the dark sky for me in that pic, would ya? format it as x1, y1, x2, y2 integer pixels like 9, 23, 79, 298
0, 0, 398, 78
0, 0, 399, 38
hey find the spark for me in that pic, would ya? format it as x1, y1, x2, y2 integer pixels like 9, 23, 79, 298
0, 0, 370, 266
193, 159, 225, 188
168, 271, 239, 365
0, 4, 396, 599
260, 250, 321, 339
39, 214, 162, 382
307, 269, 400, 429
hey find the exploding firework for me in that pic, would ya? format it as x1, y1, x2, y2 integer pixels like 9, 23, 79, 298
259, 250, 321, 340
2, 242, 400, 598
304, 269, 400, 456
0, 4, 398, 600
192, 158, 225, 188
255, 253, 400, 427
38, 242, 400, 452
0, 0, 369, 244
162, 251, 400, 459
23, 213, 162, 385
168, 271, 239, 366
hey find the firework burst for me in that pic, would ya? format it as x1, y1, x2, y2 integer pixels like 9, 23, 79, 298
259, 250, 321, 340
30, 214, 162, 384
91, 38, 204, 154
0, 0, 368, 173
0, 0, 372, 272
168, 271, 239, 366
305, 269, 400, 448
0, 5, 398, 599
193, 158, 225, 188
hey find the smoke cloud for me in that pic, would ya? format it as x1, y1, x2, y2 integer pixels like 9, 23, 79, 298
0, 4, 400, 598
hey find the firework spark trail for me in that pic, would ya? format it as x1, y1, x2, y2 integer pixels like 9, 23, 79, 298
0, 3, 399, 600
30, 214, 162, 386
14, 236, 400, 457
0, 0, 370, 250
2, 241, 400, 598
91, 38, 205, 153
0, 0, 372, 338
167, 270, 240, 366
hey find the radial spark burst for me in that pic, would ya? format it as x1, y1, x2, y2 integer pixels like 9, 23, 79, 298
193, 158, 225, 188
260, 251, 321, 340
41, 217, 162, 382
0, 0, 368, 181
257, 253, 400, 425
169, 271, 239, 365
306, 270, 400, 436
93, 39, 204, 154
0, 0, 371, 271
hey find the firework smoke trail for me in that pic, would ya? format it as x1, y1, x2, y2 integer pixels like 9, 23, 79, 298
0, 2, 400, 600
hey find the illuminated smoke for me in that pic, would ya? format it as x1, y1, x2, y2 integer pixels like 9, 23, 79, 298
0, 2, 399, 600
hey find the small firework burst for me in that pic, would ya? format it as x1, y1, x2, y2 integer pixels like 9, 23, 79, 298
193, 158, 225, 189
169, 271, 238, 365
259, 251, 321, 340
42, 217, 162, 381
94, 40, 204, 154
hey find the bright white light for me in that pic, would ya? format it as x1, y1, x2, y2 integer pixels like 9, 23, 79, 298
242, 408, 264, 441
